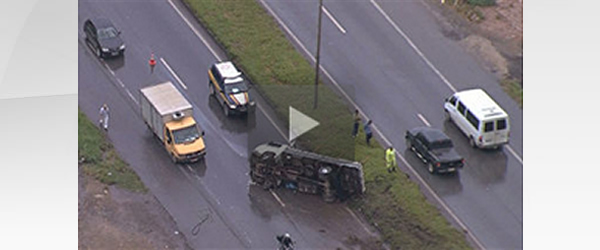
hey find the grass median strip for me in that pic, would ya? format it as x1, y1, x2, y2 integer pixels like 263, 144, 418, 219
184, 0, 470, 248
78, 109, 147, 193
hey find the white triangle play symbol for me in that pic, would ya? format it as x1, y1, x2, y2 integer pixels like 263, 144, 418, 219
289, 106, 319, 142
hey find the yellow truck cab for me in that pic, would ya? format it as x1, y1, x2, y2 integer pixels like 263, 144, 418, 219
140, 82, 206, 163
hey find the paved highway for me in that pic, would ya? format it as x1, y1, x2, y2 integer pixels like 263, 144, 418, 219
261, 0, 523, 248
78, 0, 378, 248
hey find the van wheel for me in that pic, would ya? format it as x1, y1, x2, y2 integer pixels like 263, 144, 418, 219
444, 111, 451, 122
469, 137, 477, 148
209, 83, 215, 96
428, 163, 436, 174
223, 103, 230, 117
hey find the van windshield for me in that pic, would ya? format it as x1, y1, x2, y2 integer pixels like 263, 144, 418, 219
172, 125, 200, 144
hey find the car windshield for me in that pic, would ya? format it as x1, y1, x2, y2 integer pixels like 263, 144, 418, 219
430, 139, 453, 150
224, 81, 248, 94
98, 27, 119, 39
172, 125, 200, 144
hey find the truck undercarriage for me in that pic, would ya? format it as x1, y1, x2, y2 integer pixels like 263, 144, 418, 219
250, 142, 365, 202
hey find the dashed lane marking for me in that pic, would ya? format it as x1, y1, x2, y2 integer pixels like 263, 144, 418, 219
322, 6, 346, 34
417, 113, 431, 127
269, 190, 286, 207
160, 57, 188, 89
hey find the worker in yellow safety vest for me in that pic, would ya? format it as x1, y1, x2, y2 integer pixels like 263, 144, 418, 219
385, 147, 397, 173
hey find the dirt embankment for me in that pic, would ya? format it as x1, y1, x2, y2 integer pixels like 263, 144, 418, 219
428, 0, 523, 84
78, 167, 190, 249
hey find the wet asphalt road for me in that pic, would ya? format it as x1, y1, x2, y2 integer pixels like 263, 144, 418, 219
262, 0, 523, 248
78, 0, 378, 249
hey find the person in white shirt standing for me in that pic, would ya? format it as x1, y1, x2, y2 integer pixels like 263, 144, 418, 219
99, 103, 110, 131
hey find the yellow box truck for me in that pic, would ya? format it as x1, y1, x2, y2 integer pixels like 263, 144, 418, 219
140, 81, 206, 163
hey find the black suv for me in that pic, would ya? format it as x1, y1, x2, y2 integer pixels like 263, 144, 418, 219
208, 61, 255, 116
83, 18, 125, 58
405, 127, 464, 174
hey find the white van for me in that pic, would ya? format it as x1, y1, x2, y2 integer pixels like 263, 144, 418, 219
444, 89, 509, 149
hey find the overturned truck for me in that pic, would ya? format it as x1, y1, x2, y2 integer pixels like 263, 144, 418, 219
250, 142, 366, 202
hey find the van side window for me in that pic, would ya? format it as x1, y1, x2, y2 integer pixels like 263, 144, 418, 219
457, 101, 466, 115
466, 110, 480, 129
497, 119, 507, 130
484, 121, 494, 132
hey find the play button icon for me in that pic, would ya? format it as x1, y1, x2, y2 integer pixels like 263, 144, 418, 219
289, 106, 319, 143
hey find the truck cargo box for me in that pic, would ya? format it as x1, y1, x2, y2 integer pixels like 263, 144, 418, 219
140, 82, 193, 141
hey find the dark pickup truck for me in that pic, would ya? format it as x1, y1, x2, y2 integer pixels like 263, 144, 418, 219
405, 127, 464, 174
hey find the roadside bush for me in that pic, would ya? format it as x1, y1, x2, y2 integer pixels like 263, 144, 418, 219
467, 0, 495, 6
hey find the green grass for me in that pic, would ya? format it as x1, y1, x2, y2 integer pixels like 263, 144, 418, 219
442, 0, 486, 23
183, 0, 471, 248
501, 78, 523, 108
467, 0, 495, 6
78, 109, 147, 193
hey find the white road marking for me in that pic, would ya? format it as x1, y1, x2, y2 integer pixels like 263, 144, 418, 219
99, 60, 137, 105
125, 88, 139, 106
322, 6, 346, 34
259, 1, 485, 249
417, 113, 431, 127
369, 0, 456, 93
269, 190, 286, 207
115, 77, 125, 89
167, 0, 222, 61
160, 57, 188, 89
505, 145, 523, 164
344, 207, 375, 236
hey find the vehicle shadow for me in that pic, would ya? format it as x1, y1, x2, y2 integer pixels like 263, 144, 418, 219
442, 120, 508, 185
403, 149, 463, 197
207, 95, 256, 133
103, 54, 125, 71
187, 158, 207, 177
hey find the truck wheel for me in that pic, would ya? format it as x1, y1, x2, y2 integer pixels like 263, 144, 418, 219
223, 103, 230, 117
428, 163, 436, 174
171, 154, 179, 164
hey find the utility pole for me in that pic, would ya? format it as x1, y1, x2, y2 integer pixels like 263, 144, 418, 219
314, 0, 323, 109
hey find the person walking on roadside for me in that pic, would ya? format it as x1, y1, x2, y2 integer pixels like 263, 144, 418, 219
385, 147, 397, 173
352, 109, 361, 138
99, 103, 110, 131
364, 120, 373, 145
